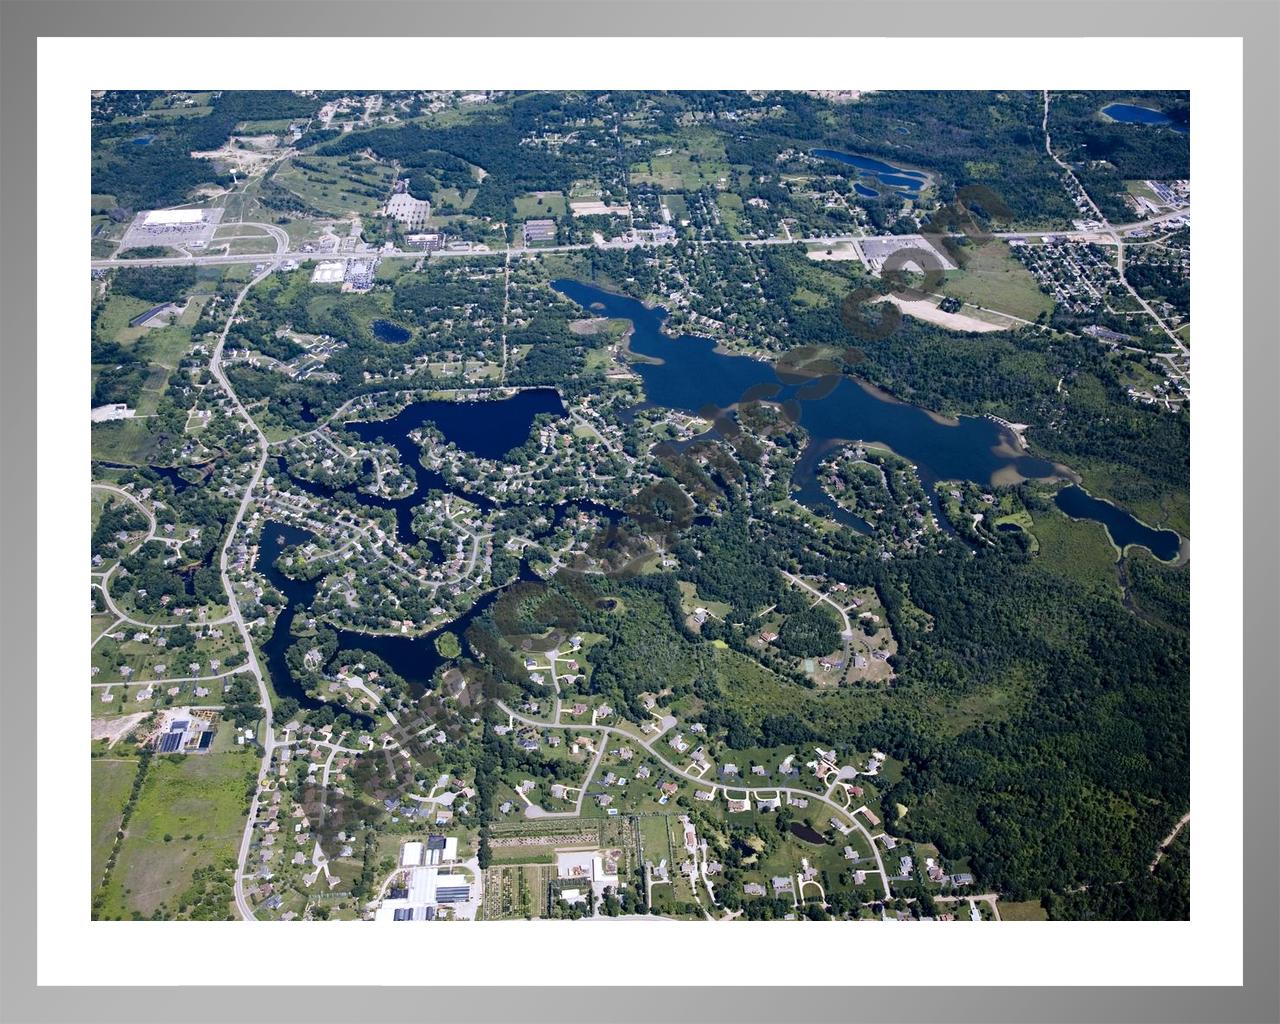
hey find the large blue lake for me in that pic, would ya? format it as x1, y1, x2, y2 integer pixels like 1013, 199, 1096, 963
344, 388, 565, 463
553, 279, 1055, 488
552, 279, 1183, 561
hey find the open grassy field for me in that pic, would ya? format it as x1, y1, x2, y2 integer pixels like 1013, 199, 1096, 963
113, 105, 213, 125
431, 186, 478, 212
514, 191, 567, 218
637, 814, 676, 866
676, 581, 731, 620
222, 236, 282, 256
96, 749, 256, 919
234, 118, 294, 134
1030, 506, 1123, 596
716, 193, 745, 239
659, 193, 688, 222
272, 154, 394, 217
91, 757, 139, 883
1124, 180, 1162, 204
630, 132, 739, 190
91, 418, 168, 465
931, 664, 1037, 739
95, 293, 154, 342
939, 239, 1055, 322
998, 899, 1049, 921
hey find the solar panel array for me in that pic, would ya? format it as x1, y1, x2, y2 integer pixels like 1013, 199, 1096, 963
157, 732, 182, 753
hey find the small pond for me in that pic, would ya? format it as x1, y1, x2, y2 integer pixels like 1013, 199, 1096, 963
1101, 103, 1188, 135
371, 319, 412, 344
810, 149, 930, 195
790, 821, 827, 845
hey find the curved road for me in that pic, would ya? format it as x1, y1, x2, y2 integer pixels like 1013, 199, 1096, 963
204, 253, 283, 922
497, 700, 892, 900
91, 482, 234, 630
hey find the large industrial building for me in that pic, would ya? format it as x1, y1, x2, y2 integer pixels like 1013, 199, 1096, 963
374, 836, 473, 921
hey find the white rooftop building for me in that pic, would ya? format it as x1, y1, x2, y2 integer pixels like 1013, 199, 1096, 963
311, 261, 346, 284
142, 208, 205, 226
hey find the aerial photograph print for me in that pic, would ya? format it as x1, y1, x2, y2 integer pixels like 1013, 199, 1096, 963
88, 88, 1191, 924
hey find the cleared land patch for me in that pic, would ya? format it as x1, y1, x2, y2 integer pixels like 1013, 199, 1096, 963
939, 239, 1055, 322
91, 757, 139, 882
96, 749, 256, 919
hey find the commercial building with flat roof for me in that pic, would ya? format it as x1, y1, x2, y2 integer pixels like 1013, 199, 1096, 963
523, 219, 557, 244
405, 232, 444, 250
142, 208, 204, 226
120, 206, 222, 252
311, 261, 345, 284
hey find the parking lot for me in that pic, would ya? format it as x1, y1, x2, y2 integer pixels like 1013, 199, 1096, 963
119, 207, 224, 251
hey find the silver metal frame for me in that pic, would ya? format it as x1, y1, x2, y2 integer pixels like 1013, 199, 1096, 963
1, 2, 1275, 1021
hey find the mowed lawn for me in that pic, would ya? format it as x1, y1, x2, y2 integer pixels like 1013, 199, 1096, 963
91, 758, 139, 883
939, 239, 1055, 322
272, 154, 394, 217
97, 749, 256, 919
514, 191, 567, 218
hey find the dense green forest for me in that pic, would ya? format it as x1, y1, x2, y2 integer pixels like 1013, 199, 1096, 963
1046, 825, 1189, 919
1046, 91, 1190, 222
111, 266, 197, 305
318, 93, 606, 222
445, 459, 1187, 909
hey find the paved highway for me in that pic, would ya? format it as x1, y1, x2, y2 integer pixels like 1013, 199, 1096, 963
208, 254, 284, 922
89, 209, 1188, 272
